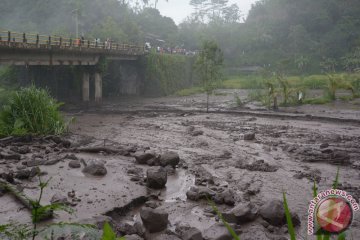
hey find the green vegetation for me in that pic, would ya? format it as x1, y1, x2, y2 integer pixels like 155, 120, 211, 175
102, 222, 125, 240
175, 87, 204, 96
220, 72, 360, 108
195, 40, 224, 112
144, 52, 196, 96
0, 177, 123, 240
0, 86, 69, 137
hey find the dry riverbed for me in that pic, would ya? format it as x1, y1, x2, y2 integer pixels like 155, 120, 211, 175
1, 91, 360, 240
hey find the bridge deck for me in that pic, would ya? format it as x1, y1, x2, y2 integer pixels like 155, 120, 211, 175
0, 30, 145, 56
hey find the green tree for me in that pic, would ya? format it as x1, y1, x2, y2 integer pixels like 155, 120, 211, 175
195, 40, 223, 112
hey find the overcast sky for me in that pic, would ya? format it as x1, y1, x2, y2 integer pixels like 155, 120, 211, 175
156, 0, 259, 24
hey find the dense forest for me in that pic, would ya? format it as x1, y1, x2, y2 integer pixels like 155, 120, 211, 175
0, 0, 359, 74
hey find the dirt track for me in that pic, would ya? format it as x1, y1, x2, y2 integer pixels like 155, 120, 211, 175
1, 91, 360, 239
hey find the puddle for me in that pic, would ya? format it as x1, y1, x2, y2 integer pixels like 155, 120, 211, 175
161, 169, 195, 203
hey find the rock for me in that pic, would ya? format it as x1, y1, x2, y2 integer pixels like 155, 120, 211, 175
145, 200, 160, 209
175, 225, 202, 240
18, 146, 31, 154
118, 222, 138, 235
50, 193, 68, 204
186, 186, 216, 201
140, 207, 168, 233
222, 202, 258, 224
0, 153, 21, 160
319, 143, 329, 149
1, 172, 15, 183
259, 199, 285, 226
236, 159, 278, 172
65, 154, 78, 160
123, 235, 143, 240
69, 160, 81, 168
24, 159, 46, 167
244, 132, 255, 141
146, 167, 167, 189
83, 163, 107, 176
203, 223, 236, 240
134, 151, 156, 164
159, 151, 180, 167
221, 189, 235, 206
186, 189, 199, 201
331, 152, 351, 165
259, 199, 300, 227
15, 169, 31, 180
190, 130, 204, 137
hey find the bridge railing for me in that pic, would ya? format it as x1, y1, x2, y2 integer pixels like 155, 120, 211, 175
0, 30, 144, 55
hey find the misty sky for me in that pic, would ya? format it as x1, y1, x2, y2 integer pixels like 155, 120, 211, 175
157, 0, 259, 24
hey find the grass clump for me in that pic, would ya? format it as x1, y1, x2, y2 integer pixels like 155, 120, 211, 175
303, 97, 332, 105
0, 85, 68, 137
175, 87, 204, 96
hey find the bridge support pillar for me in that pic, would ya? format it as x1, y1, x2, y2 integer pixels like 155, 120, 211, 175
94, 72, 102, 102
82, 72, 90, 102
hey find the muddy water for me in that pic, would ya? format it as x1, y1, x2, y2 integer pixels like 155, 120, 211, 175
1, 91, 360, 239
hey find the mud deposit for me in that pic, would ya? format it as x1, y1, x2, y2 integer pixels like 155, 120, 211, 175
1, 92, 360, 239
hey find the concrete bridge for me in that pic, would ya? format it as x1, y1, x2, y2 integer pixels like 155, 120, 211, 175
0, 30, 146, 103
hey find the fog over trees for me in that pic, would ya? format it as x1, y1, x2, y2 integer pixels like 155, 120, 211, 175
0, 0, 359, 73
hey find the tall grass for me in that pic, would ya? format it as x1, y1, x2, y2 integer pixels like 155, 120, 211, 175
0, 85, 68, 136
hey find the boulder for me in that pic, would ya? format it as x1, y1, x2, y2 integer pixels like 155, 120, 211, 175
221, 189, 235, 206
175, 224, 202, 240
259, 199, 285, 226
244, 132, 255, 141
69, 160, 81, 168
134, 151, 156, 164
319, 143, 329, 149
15, 169, 31, 180
83, 163, 107, 176
159, 151, 180, 167
186, 186, 216, 201
259, 199, 300, 227
190, 130, 204, 137
0, 153, 21, 160
203, 223, 237, 240
223, 202, 258, 224
117, 222, 138, 235
146, 167, 167, 189
140, 207, 168, 233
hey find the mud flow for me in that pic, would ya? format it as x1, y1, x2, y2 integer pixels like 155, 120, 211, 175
1, 90, 359, 239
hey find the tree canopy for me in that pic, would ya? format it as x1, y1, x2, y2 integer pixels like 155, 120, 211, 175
0, 0, 359, 74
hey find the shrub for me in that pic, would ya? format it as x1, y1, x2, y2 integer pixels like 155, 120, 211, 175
0, 86, 68, 136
